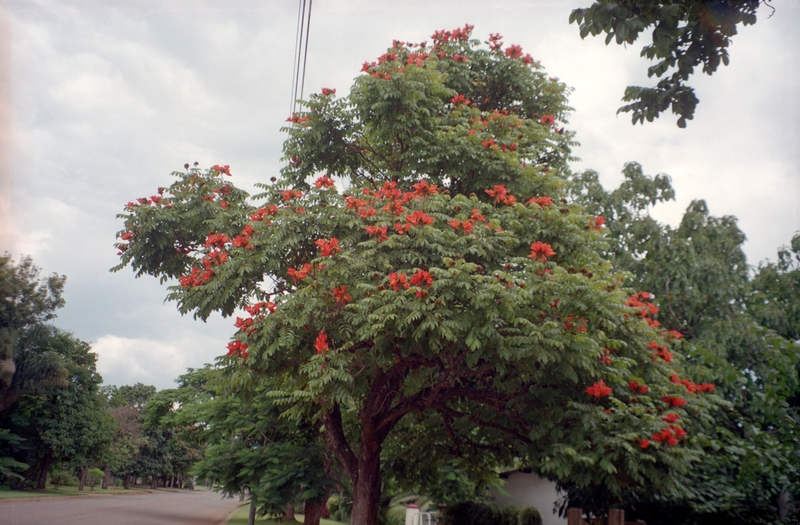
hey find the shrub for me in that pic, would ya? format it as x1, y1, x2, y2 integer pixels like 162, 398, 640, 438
385, 505, 406, 525
519, 506, 542, 525
87, 468, 104, 490
49, 471, 74, 490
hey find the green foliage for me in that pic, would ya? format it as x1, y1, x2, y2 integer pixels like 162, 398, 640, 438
519, 506, 543, 525
441, 501, 538, 525
385, 505, 406, 525
568, 165, 800, 524
570, 1, 768, 127
86, 467, 104, 490
49, 470, 75, 489
115, 27, 722, 524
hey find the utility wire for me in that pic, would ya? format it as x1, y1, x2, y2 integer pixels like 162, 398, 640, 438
290, 0, 313, 117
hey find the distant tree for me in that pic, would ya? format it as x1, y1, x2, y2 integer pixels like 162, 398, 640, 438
0, 254, 66, 414
570, 1, 771, 127
568, 164, 800, 523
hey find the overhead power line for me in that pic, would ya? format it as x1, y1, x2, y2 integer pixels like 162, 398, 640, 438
290, 0, 313, 117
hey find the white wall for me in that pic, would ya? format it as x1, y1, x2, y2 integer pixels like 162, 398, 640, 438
489, 472, 566, 525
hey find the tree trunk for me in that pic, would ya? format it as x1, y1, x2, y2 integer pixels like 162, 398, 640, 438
102, 464, 111, 489
36, 449, 52, 490
123, 473, 130, 489
78, 464, 88, 490
248, 497, 257, 525
303, 494, 327, 525
284, 501, 296, 521
349, 436, 382, 525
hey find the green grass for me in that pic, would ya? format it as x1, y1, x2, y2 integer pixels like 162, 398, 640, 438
0, 484, 149, 499
225, 503, 347, 525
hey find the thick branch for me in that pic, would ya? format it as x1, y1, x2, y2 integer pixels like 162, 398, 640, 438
322, 404, 358, 484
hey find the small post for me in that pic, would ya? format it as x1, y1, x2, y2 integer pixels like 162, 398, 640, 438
567, 508, 584, 525
608, 508, 625, 525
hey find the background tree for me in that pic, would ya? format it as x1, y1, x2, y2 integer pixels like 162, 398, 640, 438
568, 164, 800, 523
570, 0, 771, 127
116, 27, 720, 525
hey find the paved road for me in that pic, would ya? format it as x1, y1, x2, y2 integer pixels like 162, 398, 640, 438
0, 488, 240, 525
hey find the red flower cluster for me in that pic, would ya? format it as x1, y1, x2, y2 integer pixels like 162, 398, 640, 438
332, 286, 352, 305
651, 425, 687, 446
180, 249, 229, 287
410, 269, 433, 288
227, 340, 248, 358
431, 24, 473, 44
388, 272, 409, 291
315, 331, 329, 354
488, 33, 503, 51
647, 340, 674, 363
250, 205, 278, 222
585, 380, 613, 398
281, 189, 304, 201
288, 263, 312, 282
286, 113, 311, 125
662, 396, 687, 408
564, 314, 587, 333
232, 224, 255, 250
663, 413, 680, 423
485, 184, 517, 205
405, 210, 435, 226
627, 292, 661, 328
451, 94, 470, 106
526, 196, 553, 207
599, 348, 612, 365
212, 164, 232, 176
670, 373, 715, 393
244, 301, 276, 316
365, 225, 388, 242
540, 114, 555, 126
314, 174, 336, 189
628, 380, 649, 394
321, 87, 336, 96
528, 241, 556, 262
315, 238, 340, 257
505, 45, 523, 59
588, 216, 605, 231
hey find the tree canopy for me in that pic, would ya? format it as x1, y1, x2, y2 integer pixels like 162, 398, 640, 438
570, 1, 771, 127
115, 27, 720, 525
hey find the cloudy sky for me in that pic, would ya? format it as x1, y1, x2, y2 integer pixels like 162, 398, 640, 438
1, 0, 797, 390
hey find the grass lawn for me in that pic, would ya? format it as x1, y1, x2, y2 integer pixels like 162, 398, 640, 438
225, 503, 347, 525
0, 485, 149, 499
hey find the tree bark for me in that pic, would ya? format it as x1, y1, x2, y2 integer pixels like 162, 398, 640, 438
123, 473, 130, 489
78, 464, 88, 490
248, 497, 257, 525
102, 464, 111, 489
284, 501, 296, 521
36, 449, 52, 490
349, 429, 382, 525
303, 494, 327, 525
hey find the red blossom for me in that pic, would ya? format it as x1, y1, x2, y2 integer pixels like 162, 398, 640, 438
315, 238, 341, 257
640, 439, 651, 450
250, 205, 278, 221
410, 269, 434, 288
321, 87, 336, 96
663, 413, 680, 423
485, 184, 517, 205
212, 164, 232, 176
504, 45, 523, 59
332, 286, 352, 305
585, 380, 613, 398
411, 180, 438, 196
405, 210, 434, 226
227, 340, 248, 358
451, 94, 471, 106
288, 263, 312, 282
315, 331, 329, 354
540, 114, 555, 126
287, 113, 312, 125
589, 216, 605, 231
364, 225, 388, 242
281, 189, 304, 201
528, 241, 556, 262
394, 223, 411, 235
314, 175, 336, 189
668, 330, 683, 340
663, 396, 688, 408
388, 272, 409, 291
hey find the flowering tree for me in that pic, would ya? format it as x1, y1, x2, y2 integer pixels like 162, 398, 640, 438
115, 27, 717, 525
